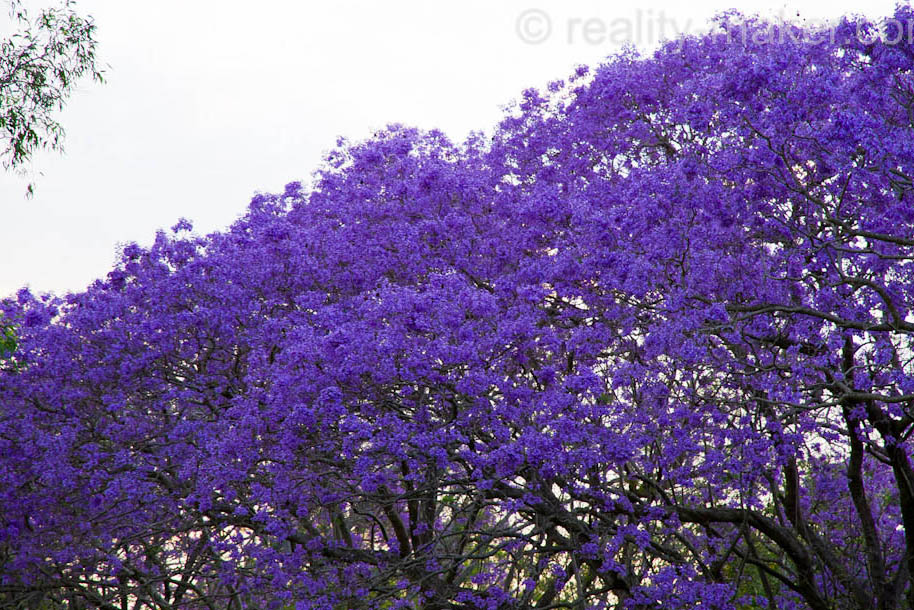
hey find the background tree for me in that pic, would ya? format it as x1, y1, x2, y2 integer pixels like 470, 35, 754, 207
1, 0, 103, 194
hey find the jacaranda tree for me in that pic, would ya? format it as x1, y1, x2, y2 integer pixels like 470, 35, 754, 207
3, 9, 914, 609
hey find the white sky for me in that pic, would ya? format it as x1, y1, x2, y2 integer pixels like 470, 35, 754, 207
0, 0, 897, 297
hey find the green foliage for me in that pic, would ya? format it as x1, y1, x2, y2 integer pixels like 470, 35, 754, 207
0, 319, 15, 358
1, 0, 103, 194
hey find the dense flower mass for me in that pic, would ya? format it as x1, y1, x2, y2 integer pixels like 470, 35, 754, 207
5, 10, 914, 609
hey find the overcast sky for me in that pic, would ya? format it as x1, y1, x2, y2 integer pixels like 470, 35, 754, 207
0, 0, 898, 297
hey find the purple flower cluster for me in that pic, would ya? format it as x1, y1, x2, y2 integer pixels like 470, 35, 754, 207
4, 9, 914, 609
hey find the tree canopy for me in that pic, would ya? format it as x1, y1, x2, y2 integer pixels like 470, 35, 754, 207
4, 9, 914, 610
